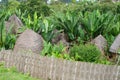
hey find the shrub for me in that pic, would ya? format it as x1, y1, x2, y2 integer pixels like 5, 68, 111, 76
69, 44, 101, 62
49, 1, 118, 14
6, 0, 20, 13
96, 56, 112, 65
116, 2, 120, 13
41, 41, 66, 56
41, 41, 71, 60
18, 0, 50, 17
71, 2, 118, 14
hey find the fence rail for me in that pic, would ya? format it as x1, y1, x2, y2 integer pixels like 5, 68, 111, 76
0, 50, 120, 80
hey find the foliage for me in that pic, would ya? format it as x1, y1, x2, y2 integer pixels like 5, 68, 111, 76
50, 1, 120, 14
41, 42, 112, 64
17, 4, 120, 45
41, 41, 72, 60
0, 1, 120, 65
95, 56, 112, 65
52, 9, 120, 44
79, 10, 120, 44
0, 5, 17, 50
18, 0, 50, 17
83, 2, 117, 13
53, 10, 84, 41
39, 17, 57, 42
0, 63, 39, 80
69, 44, 101, 62
0, 19, 16, 50
80, 10, 102, 40
41, 41, 66, 56
0, 7, 12, 21
6, 0, 20, 13
18, 12, 56, 42
116, 2, 120, 13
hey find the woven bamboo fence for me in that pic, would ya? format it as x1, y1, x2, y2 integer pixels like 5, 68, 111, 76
0, 50, 120, 80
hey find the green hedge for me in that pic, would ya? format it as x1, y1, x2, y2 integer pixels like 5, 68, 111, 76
50, 2, 120, 14
70, 44, 101, 62
18, 0, 50, 17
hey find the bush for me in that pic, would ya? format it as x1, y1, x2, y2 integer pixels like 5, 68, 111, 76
41, 41, 66, 56
69, 44, 101, 62
18, 0, 50, 17
96, 56, 112, 65
49, 1, 120, 18
82, 2, 117, 14
116, 2, 120, 13
6, 0, 20, 13
41, 41, 71, 60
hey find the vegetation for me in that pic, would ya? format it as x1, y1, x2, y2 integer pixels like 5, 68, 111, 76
70, 44, 101, 62
0, 0, 120, 65
0, 16, 16, 50
0, 63, 39, 80
18, 0, 50, 17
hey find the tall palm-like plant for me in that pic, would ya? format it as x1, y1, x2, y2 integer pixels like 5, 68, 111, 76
40, 17, 56, 42
19, 12, 56, 42
79, 10, 102, 40
0, 8, 16, 50
100, 12, 117, 35
79, 10, 118, 41
53, 10, 83, 41
0, 19, 16, 50
103, 14, 120, 46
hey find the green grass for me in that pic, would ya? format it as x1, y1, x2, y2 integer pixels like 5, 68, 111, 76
0, 63, 39, 80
